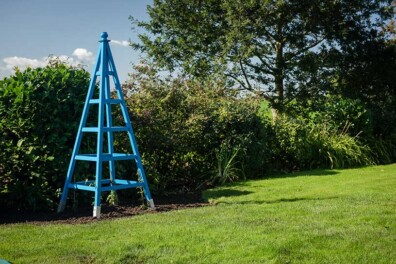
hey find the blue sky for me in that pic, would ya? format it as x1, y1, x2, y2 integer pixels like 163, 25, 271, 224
0, 0, 152, 82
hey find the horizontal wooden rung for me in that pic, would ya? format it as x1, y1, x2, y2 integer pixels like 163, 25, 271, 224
82, 127, 128, 133
89, 99, 123, 104
68, 183, 95, 191
74, 153, 137, 162
82, 127, 98, 132
105, 126, 128, 132
68, 179, 143, 192
109, 153, 137, 161
95, 71, 115, 76
75, 154, 97, 161
89, 99, 100, 104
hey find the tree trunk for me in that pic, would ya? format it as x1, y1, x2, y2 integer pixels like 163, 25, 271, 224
272, 41, 284, 122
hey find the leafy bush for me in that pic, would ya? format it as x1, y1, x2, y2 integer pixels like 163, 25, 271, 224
121, 67, 269, 193
0, 59, 90, 211
280, 94, 396, 168
286, 95, 372, 138
209, 144, 240, 185
271, 115, 374, 171
367, 134, 396, 165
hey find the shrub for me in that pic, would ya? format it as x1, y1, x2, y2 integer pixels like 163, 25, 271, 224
367, 134, 396, 165
271, 115, 374, 171
209, 143, 240, 185
286, 95, 373, 138
121, 67, 269, 193
0, 59, 90, 211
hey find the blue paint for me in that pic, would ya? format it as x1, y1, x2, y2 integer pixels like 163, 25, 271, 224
57, 32, 154, 217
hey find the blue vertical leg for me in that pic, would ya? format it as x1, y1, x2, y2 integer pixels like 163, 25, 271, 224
57, 45, 101, 213
125, 107, 154, 207
93, 38, 108, 218
104, 74, 116, 185
107, 46, 154, 208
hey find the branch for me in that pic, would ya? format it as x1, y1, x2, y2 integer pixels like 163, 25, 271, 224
239, 59, 253, 90
224, 73, 272, 101
255, 53, 276, 72
244, 61, 274, 75
261, 27, 277, 42
225, 73, 250, 91
285, 37, 326, 62
254, 40, 276, 55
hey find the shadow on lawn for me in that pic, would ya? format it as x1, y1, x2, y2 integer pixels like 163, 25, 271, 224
204, 178, 341, 205
203, 189, 253, 200
215, 196, 339, 205
207, 169, 340, 191
268, 169, 340, 179
204, 169, 340, 201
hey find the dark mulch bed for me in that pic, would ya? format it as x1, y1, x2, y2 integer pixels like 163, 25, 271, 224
0, 193, 209, 225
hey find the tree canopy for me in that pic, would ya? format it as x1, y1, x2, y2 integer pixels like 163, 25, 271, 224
131, 0, 394, 109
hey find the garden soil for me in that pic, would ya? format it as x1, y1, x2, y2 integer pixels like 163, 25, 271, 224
0, 193, 208, 225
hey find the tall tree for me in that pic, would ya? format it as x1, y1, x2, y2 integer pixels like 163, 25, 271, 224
131, 0, 394, 110
336, 29, 396, 137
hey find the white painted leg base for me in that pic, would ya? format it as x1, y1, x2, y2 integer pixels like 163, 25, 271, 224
57, 202, 66, 213
93, 206, 101, 218
148, 199, 155, 209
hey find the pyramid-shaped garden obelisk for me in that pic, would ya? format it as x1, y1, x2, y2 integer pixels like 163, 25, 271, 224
57, 32, 154, 218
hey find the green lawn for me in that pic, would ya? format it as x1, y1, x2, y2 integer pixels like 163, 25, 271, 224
1, 164, 395, 263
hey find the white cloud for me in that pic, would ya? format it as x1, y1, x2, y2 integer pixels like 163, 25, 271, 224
111, 40, 130, 47
0, 56, 48, 78
72, 48, 94, 62
2, 56, 47, 71
0, 48, 95, 78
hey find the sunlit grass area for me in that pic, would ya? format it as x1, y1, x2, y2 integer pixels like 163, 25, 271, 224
1, 164, 395, 263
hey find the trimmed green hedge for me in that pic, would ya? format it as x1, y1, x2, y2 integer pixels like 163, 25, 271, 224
0, 60, 90, 211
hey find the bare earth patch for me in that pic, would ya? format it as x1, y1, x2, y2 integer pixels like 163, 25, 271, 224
0, 193, 208, 225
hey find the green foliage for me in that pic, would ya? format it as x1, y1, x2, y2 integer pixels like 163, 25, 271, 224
336, 40, 396, 138
285, 93, 396, 166
131, 0, 393, 107
271, 115, 374, 171
122, 68, 267, 193
286, 94, 373, 137
129, 0, 396, 175
210, 144, 240, 186
0, 56, 391, 212
106, 190, 119, 206
367, 135, 396, 165
122, 64, 378, 192
0, 59, 90, 211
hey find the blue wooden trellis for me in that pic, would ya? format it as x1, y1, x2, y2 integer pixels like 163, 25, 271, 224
57, 32, 154, 218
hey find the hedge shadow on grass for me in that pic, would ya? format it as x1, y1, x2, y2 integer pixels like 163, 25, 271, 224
213, 196, 340, 206
267, 169, 340, 179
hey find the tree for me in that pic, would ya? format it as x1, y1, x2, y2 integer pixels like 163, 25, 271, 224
336, 36, 396, 137
131, 0, 393, 110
